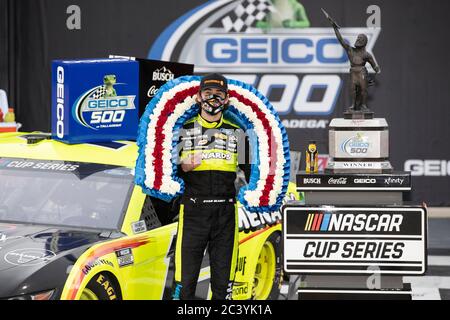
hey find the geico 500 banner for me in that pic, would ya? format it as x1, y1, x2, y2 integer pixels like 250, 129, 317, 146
146, 0, 449, 205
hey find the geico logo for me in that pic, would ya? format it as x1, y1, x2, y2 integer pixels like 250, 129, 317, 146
326, 213, 403, 232
303, 178, 321, 184
354, 178, 376, 184
202, 152, 231, 160
88, 98, 128, 108
303, 241, 405, 259
206, 37, 347, 64
56, 66, 65, 139
404, 159, 450, 176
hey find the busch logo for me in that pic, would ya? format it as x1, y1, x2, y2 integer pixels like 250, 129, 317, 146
303, 178, 321, 184
152, 66, 174, 81
328, 177, 347, 185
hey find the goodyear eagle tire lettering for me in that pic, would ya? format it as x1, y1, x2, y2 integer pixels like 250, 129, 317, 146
80, 273, 121, 300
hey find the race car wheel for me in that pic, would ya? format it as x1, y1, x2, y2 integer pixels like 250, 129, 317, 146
252, 232, 282, 300
80, 273, 121, 300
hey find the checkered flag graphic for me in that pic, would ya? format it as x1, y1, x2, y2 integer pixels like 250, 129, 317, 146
221, 0, 275, 32
90, 86, 106, 99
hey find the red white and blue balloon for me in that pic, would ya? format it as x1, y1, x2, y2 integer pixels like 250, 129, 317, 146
135, 76, 290, 213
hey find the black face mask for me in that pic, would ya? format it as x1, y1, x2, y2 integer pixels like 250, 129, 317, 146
201, 94, 226, 115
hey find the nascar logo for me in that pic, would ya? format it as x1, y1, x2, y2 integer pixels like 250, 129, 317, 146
304, 213, 403, 232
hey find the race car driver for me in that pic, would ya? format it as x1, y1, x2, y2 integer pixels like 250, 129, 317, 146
173, 73, 250, 300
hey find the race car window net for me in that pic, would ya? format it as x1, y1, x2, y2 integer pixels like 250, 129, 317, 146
0, 158, 133, 231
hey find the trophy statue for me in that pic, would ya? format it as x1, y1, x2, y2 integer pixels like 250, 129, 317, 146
321, 8, 392, 173
322, 8, 380, 119
286, 9, 424, 302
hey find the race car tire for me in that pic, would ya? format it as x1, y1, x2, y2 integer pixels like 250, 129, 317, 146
251, 232, 282, 300
80, 272, 121, 300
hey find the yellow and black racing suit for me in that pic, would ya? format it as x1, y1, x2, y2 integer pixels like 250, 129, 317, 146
173, 113, 250, 300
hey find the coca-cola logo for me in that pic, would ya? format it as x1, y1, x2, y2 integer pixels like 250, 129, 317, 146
147, 85, 158, 98
328, 177, 347, 185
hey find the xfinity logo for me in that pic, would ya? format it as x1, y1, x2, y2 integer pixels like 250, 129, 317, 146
328, 177, 347, 185
385, 177, 405, 185
405, 159, 450, 176
303, 178, 321, 184
56, 66, 65, 139
354, 178, 376, 184
152, 66, 174, 81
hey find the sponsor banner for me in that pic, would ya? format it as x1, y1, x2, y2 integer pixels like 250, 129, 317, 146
404, 159, 450, 177
51, 59, 139, 144
147, 0, 381, 147
136, 58, 194, 117
282, 206, 427, 275
297, 172, 411, 190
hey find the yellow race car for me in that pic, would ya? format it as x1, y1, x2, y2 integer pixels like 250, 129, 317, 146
0, 132, 298, 300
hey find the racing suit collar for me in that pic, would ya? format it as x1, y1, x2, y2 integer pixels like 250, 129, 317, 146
197, 113, 223, 129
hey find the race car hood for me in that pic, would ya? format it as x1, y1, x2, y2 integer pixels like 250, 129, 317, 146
0, 222, 112, 298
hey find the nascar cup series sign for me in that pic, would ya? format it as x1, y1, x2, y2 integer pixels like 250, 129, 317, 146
282, 206, 427, 275
148, 0, 380, 130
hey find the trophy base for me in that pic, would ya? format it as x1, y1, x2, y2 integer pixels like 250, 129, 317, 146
325, 160, 393, 174
344, 110, 374, 119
